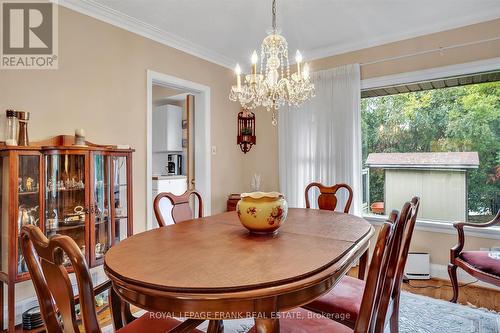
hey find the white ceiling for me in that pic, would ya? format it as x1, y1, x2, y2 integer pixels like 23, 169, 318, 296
61, 0, 500, 69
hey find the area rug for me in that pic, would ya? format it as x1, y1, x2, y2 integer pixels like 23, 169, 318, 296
103, 292, 500, 332
395, 292, 499, 333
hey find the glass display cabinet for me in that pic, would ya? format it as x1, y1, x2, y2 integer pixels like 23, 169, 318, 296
111, 155, 131, 245
0, 135, 133, 331
45, 152, 88, 268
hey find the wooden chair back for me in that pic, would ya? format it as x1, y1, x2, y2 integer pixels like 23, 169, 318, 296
376, 197, 420, 332
392, 197, 420, 294
20, 225, 101, 333
354, 210, 398, 333
373, 198, 419, 332
154, 190, 203, 227
305, 182, 353, 213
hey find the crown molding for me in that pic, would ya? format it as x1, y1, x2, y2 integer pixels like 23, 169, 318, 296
56, 0, 236, 69
306, 12, 500, 63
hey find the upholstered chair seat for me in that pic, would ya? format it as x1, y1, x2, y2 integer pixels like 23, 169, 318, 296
459, 251, 500, 277
304, 276, 365, 328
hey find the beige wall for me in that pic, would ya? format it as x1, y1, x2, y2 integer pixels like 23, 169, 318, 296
152, 85, 185, 106
411, 230, 499, 266
0, 6, 243, 232
241, 108, 280, 192
244, 18, 500, 267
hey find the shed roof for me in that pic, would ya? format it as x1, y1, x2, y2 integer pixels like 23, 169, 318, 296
365, 152, 479, 169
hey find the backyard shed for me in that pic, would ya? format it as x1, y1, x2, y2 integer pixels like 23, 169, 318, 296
365, 152, 479, 222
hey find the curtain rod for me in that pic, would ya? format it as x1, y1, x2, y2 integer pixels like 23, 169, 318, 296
360, 37, 500, 67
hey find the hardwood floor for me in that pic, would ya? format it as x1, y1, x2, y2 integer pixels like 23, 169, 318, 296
401, 277, 500, 312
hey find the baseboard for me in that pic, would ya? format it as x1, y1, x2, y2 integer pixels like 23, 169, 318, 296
430, 263, 500, 291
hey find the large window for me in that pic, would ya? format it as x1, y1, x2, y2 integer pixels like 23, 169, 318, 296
361, 78, 499, 223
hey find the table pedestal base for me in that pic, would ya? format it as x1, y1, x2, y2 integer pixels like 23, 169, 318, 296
207, 320, 224, 333
254, 318, 280, 333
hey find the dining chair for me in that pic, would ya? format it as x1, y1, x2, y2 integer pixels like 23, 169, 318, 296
303, 197, 420, 333
448, 209, 500, 303
154, 190, 203, 227
20, 225, 204, 333
305, 182, 353, 213
304, 182, 368, 280
249, 211, 399, 333
376, 196, 420, 333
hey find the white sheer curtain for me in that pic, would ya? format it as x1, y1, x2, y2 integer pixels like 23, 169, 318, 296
278, 64, 362, 215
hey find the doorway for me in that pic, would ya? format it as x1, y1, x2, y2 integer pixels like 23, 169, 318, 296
146, 71, 211, 230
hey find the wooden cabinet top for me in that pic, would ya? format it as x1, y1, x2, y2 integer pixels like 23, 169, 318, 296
0, 135, 134, 152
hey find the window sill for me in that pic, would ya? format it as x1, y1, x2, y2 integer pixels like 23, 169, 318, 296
363, 215, 500, 240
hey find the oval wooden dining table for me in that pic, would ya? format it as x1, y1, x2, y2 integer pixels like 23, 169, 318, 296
104, 208, 374, 333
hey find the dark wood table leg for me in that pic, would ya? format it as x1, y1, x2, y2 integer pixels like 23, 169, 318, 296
167, 319, 205, 333
254, 318, 279, 333
358, 250, 368, 280
207, 320, 224, 333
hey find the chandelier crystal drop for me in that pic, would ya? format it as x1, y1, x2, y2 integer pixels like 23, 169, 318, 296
229, 0, 315, 125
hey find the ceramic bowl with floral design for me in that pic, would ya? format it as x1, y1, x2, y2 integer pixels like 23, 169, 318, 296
236, 192, 288, 234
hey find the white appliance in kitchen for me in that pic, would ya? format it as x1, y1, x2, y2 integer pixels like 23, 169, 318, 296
152, 176, 187, 227
152, 104, 183, 152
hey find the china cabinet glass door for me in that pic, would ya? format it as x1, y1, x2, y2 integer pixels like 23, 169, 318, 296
17, 155, 41, 275
45, 153, 87, 266
92, 154, 111, 262
112, 155, 129, 243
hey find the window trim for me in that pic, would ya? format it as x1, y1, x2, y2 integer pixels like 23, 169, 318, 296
361, 57, 500, 90
364, 214, 500, 240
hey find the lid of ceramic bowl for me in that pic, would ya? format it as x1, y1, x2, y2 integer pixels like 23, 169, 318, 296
240, 191, 284, 199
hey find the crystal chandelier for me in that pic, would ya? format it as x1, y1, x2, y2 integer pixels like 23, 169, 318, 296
229, 0, 315, 125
